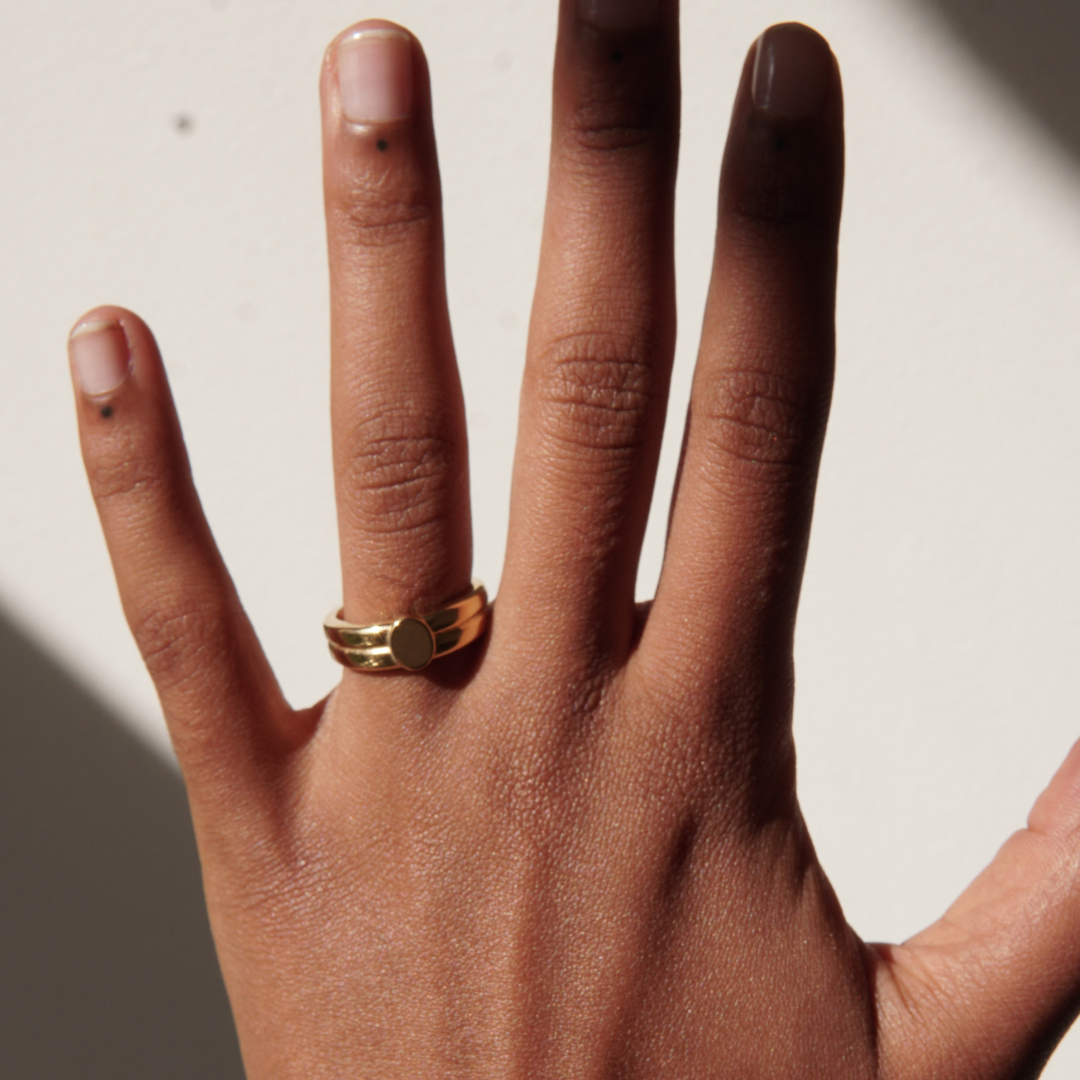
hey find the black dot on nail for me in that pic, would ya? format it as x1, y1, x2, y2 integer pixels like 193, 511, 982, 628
100, 405, 114, 419
612, 50, 623, 62
377, 138, 388, 151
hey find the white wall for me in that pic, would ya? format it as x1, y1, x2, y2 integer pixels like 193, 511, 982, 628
3, 0, 1079, 1072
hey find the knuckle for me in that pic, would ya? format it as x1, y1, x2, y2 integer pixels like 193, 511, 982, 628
329, 170, 434, 250
726, 179, 823, 235
698, 367, 825, 478
339, 197, 432, 249
343, 409, 455, 536
88, 443, 168, 507
478, 675, 612, 829
534, 332, 657, 456
564, 86, 667, 157
131, 597, 221, 699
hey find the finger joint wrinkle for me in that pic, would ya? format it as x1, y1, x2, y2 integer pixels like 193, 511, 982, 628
700, 367, 823, 475
89, 452, 170, 506
333, 193, 433, 249
564, 93, 669, 156
535, 333, 658, 454
132, 601, 225, 697
345, 426, 456, 533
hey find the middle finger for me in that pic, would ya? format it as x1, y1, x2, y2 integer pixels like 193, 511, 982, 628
499, 0, 680, 662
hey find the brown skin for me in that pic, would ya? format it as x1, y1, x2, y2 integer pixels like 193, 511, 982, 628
69, 7, 1080, 1079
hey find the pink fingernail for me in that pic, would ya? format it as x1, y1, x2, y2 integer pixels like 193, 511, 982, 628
70, 320, 131, 395
752, 23, 833, 119
337, 29, 414, 124
579, 0, 660, 31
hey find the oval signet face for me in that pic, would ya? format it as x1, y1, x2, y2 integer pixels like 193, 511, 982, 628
389, 617, 436, 670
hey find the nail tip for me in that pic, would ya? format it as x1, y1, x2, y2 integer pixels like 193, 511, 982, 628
339, 26, 411, 47
70, 318, 122, 341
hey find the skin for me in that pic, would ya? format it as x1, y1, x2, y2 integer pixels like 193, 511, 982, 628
68, 6, 1080, 1079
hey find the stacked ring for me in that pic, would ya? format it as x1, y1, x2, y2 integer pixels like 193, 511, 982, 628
324, 579, 490, 672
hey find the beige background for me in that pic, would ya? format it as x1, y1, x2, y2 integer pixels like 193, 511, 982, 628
2, 0, 1079, 1073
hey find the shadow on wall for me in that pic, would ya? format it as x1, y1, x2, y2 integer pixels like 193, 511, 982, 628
0, 610, 244, 1079
915, 0, 1080, 159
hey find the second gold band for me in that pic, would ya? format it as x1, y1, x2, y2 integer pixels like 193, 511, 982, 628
323, 579, 490, 672
327, 606, 489, 671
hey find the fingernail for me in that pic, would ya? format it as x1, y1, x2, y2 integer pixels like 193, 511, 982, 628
337, 28, 413, 124
578, 0, 660, 32
70, 320, 131, 395
752, 24, 832, 118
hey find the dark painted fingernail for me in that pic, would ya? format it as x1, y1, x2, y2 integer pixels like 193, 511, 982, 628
579, 0, 660, 31
752, 23, 832, 118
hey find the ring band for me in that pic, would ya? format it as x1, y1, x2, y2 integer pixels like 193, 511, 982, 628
324, 579, 490, 672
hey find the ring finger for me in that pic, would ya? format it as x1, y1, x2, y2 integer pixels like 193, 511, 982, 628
321, 21, 471, 628
644, 24, 844, 749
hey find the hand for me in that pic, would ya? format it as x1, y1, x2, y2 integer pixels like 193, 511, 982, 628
67, 7, 1080, 1077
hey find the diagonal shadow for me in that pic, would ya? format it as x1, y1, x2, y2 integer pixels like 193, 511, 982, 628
0, 609, 244, 1079
914, 0, 1080, 161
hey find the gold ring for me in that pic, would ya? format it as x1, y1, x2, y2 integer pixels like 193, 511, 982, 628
324, 579, 490, 672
